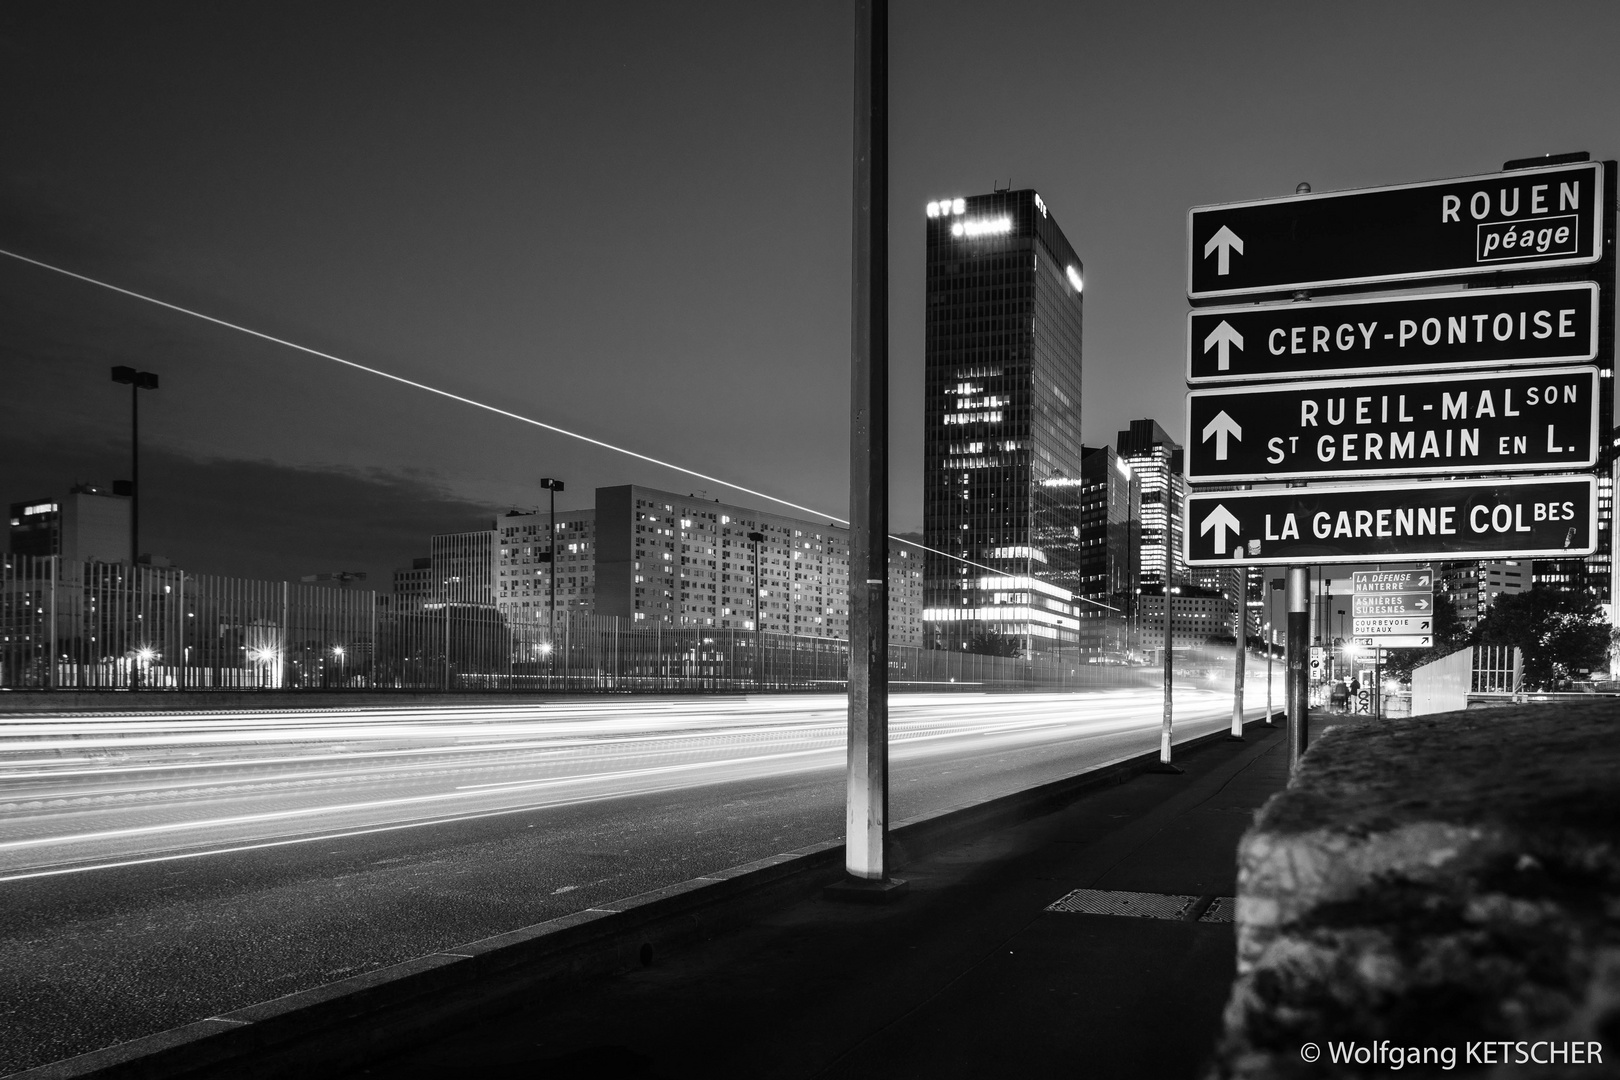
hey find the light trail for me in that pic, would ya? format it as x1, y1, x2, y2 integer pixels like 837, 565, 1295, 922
0, 689, 1270, 881
0, 246, 1110, 599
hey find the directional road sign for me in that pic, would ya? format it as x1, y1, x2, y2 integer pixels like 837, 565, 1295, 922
1185, 474, 1597, 566
1353, 592, 1434, 616
1353, 568, 1434, 646
1353, 615, 1433, 636
1186, 283, 1599, 383
1188, 160, 1604, 300
1351, 570, 1432, 594
1185, 365, 1599, 482
1355, 635, 1432, 649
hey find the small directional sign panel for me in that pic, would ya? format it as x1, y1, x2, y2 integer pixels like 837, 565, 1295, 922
1355, 635, 1432, 649
1184, 475, 1596, 566
1186, 283, 1598, 383
1185, 366, 1599, 482
1188, 161, 1603, 300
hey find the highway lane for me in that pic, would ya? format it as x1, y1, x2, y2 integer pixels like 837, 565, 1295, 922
0, 688, 1268, 1073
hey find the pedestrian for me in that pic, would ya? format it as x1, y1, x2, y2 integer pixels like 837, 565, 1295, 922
1330, 678, 1348, 713
1349, 675, 1361, 711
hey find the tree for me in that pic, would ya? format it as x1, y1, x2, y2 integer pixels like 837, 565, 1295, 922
1471, 586, 1610, 689
965, 627, 1022, 658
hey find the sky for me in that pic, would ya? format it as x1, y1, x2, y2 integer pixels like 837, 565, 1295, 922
4, 0, 1620, 584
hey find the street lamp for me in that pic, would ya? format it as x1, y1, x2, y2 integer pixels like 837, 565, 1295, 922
748, 530, 765, 689
540, 478, 565, 636
111, 366, 159, 566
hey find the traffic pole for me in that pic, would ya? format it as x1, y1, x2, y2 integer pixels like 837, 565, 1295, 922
1286, 565, 1310, 771
1153, 531, 1182, 773
1229, 568, 1246, 739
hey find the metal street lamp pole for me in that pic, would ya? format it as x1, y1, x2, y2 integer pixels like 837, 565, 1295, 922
541, 478, 564, 687
748, 530, 765, 690
111, 366, 158, 565
541, 478, 564, 634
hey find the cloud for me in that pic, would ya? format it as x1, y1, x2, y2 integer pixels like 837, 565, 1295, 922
2, 432, 496, 585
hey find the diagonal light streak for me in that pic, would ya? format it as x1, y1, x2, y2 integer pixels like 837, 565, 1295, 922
0, 246, 1113, 601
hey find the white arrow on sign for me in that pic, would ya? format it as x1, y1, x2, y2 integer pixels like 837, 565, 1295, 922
1202, 320, 1244, 370
1414, 599, 1430, 610
1203, 225, 1244, 276
1201, 410, 1242, 460
1416, 574, 1431, 586
1200, 504, 1241, 555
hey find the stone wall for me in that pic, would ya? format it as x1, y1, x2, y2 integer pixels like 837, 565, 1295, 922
1209, 702, 1620, 1078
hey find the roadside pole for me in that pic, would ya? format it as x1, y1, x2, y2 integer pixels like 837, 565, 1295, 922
831, 0, 903, 899
1229, 568, 1246, 739
1154, 539, 1182, 772
1286, 566, 1310, 770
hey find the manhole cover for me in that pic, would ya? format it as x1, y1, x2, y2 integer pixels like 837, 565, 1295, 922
1045, 889, 1237, 922
1046, 889, 1197, 920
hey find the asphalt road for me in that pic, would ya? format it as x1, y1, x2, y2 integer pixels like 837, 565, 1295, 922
0, 688, 1265, 1074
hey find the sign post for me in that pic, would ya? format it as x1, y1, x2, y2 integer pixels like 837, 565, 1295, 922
1286, 567, 1310, 767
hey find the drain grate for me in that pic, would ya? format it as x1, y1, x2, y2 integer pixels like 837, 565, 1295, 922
1045, 889, 1236, 922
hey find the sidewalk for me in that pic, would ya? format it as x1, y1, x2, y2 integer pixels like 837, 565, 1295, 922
348, 719, 1295, 1080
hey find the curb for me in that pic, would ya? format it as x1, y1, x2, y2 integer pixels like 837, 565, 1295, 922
8, 714, 1280, 1080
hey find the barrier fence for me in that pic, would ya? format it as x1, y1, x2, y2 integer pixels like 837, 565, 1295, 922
2, 556, 1180, 694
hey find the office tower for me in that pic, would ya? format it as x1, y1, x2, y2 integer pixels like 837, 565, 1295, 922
1439, 559, 1528, 633
1077, 445, 1139, 660
921, 189, 1085, 655
1117, 420, 1186, 587
8, 486, 131, 570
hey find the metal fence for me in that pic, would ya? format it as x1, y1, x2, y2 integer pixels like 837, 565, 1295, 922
2, 556, 1154, 694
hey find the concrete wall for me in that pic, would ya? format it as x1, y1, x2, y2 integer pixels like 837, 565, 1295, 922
1208, 702, 1620, 1078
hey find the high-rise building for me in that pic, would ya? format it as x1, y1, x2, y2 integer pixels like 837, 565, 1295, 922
1135, 583, 1233, 661
7, 486, 131, 570
1439, 559, 1528, 633
391, 556, 434, 610
435, 485, 925, 646
1077, 445, 1139, 660
921, 189, 1085, 654
1117, 420, 1186, 587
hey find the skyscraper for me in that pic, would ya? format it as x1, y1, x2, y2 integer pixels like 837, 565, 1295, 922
1117, 419, 1186, 588
921, 189, 1085, 655
1077, 445, 1139, 660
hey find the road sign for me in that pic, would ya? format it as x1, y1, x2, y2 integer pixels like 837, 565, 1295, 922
1188, 161, 1604, 300
1186, 283, 1599, 383
1185, 366, 1599, 482
1354, 634, 1432, 649
1351, 570, 1432, 593
1184, 474, 1597, 566
1353, 592, 1434, 616
1352, 615, 1433, 636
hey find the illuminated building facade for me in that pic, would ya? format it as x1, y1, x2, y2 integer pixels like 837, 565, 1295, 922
1439, 559, 1528, 632
1135, 584, 1232, 660
1077, 445, 1139, 659
921, 189, 1086, 654
437, 486, 924, 645
1117, 419, 1186, 588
